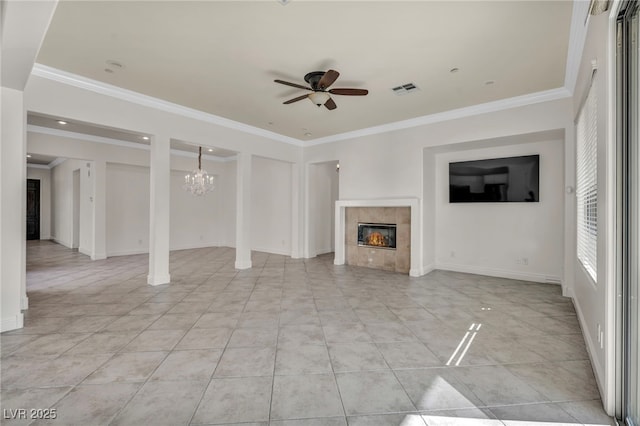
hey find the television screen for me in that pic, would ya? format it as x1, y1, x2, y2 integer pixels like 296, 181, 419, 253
449, 155, 539, 203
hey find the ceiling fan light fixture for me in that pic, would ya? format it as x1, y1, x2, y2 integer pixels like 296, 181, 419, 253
308, 92, 330, 107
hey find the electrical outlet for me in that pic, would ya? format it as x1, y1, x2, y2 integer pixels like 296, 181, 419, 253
522, 258, 529, 266
516, 258, 522, 265
450, 251, 456, 258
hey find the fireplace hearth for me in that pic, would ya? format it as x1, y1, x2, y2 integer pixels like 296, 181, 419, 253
358, 223, 397, 249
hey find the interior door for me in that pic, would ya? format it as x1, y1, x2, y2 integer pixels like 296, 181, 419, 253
26, 179, 40, 240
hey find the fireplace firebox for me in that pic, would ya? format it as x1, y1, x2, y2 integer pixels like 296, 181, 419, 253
357, 223, 397, 249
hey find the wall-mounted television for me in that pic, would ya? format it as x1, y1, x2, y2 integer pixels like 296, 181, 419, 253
449, 154, 539, 203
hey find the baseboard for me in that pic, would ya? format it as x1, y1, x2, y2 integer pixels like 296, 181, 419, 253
315, 247, 334, 256
107, 249, 149, 257
78, 247, 92, 257
435, 262, 562, 284
251, 246, 290, 256
235, 260, 252, 270
147, 274, 171, 286
91, 253, 107, 260
39, 235, 51, 240
1, 313, 24, 332
52, 237, 72, 249
21, 295, 29, 310
170, 241, 222, 251
410, 263, 435, 277
571, 296, 606, 400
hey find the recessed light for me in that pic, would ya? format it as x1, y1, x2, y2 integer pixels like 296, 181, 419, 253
450, 67, 459, 73
104, 68, 114, 74
26, 154, 32, 158
268, 121, 274, 125
484, 80, 495, 86
304, 132, 312, 137
208, 148, 214, 152
141, 136, 149, 141
57, 120, 67, 125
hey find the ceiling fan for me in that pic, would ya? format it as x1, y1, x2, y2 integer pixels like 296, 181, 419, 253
274, 69, 368, 110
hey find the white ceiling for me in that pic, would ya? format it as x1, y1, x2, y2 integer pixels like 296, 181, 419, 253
36, 1, 573, 140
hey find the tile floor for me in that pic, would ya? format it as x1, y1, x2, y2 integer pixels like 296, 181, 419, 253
0, 240, 614, 425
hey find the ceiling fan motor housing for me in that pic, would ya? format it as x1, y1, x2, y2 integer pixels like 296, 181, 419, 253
304, 71, 327, 91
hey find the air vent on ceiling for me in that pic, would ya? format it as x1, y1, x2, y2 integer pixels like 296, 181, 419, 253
391, 83, 420, 95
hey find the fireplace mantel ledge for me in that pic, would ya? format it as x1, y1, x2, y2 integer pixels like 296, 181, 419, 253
334, 198, 423, 277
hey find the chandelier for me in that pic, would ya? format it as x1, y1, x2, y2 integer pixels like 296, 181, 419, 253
183, 146, 215, 196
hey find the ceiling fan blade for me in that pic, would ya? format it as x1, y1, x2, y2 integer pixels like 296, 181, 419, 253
329, 88, 369, 96
324, 98, 337, 110
283, 94, 309, 104
318, 69, 340, 90
274, 79, 312, 91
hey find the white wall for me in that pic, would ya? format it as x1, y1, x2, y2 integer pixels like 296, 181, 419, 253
170, 167, 222, 251
218, 160, 237, 248
304, 98, 572, 272
309, 161, 339, 255
422, 149, 436, 272
434, 138, 564, 283
251, 156, 292, 255
30, 131, 234, 257
570, 9, 616, 412
26, 166, 51, 239
105, 159, 230, 256
105, 163, 150, 256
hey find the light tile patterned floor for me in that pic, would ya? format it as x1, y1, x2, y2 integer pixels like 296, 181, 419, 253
1, 241, 614, 425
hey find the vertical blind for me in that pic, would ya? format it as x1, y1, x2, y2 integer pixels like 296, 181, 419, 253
576, 79, 598, 282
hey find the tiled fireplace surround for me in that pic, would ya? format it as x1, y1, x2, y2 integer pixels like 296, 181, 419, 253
346, 207, 410, 273
334, 199, 421, 276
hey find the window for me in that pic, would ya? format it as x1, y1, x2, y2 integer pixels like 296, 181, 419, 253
576, 79, 598, 282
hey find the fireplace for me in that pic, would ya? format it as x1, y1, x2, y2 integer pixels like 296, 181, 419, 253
358, 223, 397, 250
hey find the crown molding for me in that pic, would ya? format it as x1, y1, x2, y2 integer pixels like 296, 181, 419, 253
305, 87, 572, 146
31, 64, 303, 147
27, 124, 231, 162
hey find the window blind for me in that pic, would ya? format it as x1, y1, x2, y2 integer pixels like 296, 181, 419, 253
576, 79, 598, 282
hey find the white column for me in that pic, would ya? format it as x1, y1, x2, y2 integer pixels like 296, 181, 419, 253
1, 0, 58, 331
92, 159, 107, 260
235, 152, 252, 269
147, 135, 171, 285
1, 87, 26, 331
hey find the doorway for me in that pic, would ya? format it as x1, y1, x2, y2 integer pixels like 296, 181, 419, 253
26, 179, 40, 240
